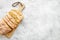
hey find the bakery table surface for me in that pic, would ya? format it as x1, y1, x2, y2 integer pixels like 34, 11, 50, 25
0, 0, 60, 40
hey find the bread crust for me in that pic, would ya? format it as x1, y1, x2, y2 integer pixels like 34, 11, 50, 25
3, 16, 17, 29
0, 19, 12, 35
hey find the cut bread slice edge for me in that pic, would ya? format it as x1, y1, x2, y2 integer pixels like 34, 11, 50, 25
5, 10, 24, 38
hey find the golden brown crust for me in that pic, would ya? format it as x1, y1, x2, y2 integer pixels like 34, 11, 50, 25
10, 10, 21, 22
11, 9, 24, 22
12, 9, 22, 16
8, 11, 19, 23
5, 29, 16, 38
5, 9, 24, 38
3, 16, 16, 29
0, 19, 12, 35
0, 9, 24, 37
12, 10, 24, 19
0, 2, 24, 38
7, 13, 18, 25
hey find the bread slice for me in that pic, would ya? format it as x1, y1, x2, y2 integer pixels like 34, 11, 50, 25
11, 9, 24, 22
7, 13, 18, 25
0, 19, 12, 35
3, 16, 17, 29
11, 9, 22, 16
5, 9, 24, 38
5, 29, 16, 38
8, 11, 19, 23
0, 2, 24, 38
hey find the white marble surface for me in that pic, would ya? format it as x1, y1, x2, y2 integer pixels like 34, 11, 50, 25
0, 0, 60, 40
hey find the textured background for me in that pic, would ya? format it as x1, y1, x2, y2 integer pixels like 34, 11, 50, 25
0, 0, 60, 40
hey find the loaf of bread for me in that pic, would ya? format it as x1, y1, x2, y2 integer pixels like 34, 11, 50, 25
0, 2, 24, 38
0, 9, 23, 37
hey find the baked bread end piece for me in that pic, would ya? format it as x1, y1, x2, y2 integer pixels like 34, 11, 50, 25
5, 29, 15, 38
